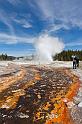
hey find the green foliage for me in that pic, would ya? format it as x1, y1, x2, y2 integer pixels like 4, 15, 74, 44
0, 54, 15, 61
53, 50, 82, 61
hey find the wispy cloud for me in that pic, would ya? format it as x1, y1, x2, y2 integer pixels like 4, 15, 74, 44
5, 0, 82, 33
0, 33, 35, 44
0, 0, 82, 51
0, 9, 15, 34
13, 18, 32, 28
66, 41, 82, 47
7, 0, 21, 6
34, 0, 82, 29
48, 23, 70, 33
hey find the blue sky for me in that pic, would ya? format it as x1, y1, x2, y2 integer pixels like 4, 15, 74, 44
0, 0, 82, 56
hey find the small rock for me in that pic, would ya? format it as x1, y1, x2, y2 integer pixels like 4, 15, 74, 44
67, 101, 75, 108
78, 102, 82, 107
78, 92, 82, 97
17, 112, 29, 118
63, 98, 68, 103
1, 104, 9, 109
79, 87, 82, 92
37, 94, 41, 99
73, 96, 82, 105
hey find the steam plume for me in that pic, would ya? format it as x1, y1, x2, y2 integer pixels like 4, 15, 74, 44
35, 34, 64, 63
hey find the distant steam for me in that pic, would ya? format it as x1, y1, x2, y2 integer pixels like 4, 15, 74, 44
34, 34, 64, 63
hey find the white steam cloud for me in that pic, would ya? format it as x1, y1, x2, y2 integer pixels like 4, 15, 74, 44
35, 34, 65, 63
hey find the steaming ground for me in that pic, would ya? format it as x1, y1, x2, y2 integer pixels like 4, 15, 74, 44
0, 60, 81, 67
0, 60, 82, 78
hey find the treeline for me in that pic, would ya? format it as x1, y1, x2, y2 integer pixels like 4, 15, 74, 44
0, 54, 15, 61
53, 50, 82, 61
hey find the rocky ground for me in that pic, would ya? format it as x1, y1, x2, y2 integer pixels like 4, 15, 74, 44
70, 62, 82, 124
0, 61, 81, 124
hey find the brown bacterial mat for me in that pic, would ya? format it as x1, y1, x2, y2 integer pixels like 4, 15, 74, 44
0, 65, 80, 124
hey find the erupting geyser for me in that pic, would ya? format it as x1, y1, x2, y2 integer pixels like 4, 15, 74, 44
35, 34, 64, 63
